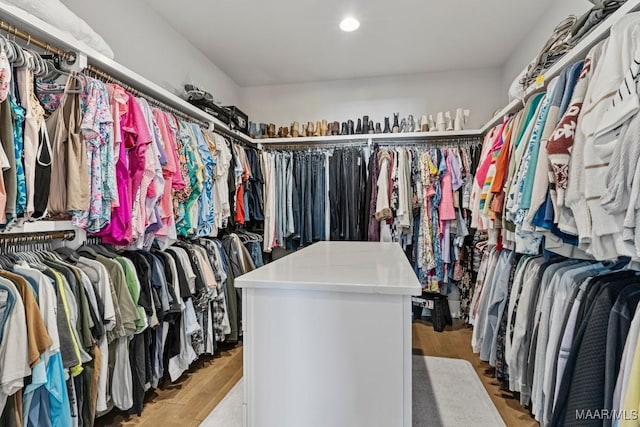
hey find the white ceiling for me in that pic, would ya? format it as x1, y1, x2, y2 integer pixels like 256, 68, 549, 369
145, 0, 554, 87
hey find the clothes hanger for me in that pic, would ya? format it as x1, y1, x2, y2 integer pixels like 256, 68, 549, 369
90, 244, 118, 258
77, 245, 98, 260
54, 247, 80, 263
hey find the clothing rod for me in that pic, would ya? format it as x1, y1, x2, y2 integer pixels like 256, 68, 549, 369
0, 19, 213, 129
0, 230, 75, 241
214, 126, 259, 149
0, 20, 74, 61
85, 65, 210, 128
264, 137, 481, 150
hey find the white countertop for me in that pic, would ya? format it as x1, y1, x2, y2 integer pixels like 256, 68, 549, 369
236, 241, 422, 295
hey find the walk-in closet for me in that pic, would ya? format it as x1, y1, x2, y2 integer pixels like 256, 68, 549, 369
0, 1, 637, 426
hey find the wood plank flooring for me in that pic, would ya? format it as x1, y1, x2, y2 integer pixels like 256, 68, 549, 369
96, 322, 538, 427
95, 343, 243, 427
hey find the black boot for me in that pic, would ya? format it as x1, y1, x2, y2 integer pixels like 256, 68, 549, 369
362, 116, 369, 134
348, 120, 355, 135
341, 122, 347, 135
356, 118, 362, 134
383, 117, 391, 133
375, 122, 382, 134
392, 113, 400, 133
368, 120, 375, 134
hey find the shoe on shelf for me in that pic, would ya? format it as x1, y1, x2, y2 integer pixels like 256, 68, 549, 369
291, 121, 300, 137
392, 113, 400, 133
333, 121, 340, 135
375, 122, 382, 134
260, 123, 268, 139
363, 116, 370, 134
383, 117, 391, 133
454, 108, 470, 131
428, 115, 436, 132
314, 121, 322, 136
445, 111, 454, 131
268, 123, 277, 138
436, 113, 446, 132
341, 122, 348, 135
248, 122, 257, 138
400, 118, 407, 133
307, 121, 315, 136
368, 120, 375, 134
321, 119, 329, 136
407, 114, 416, 132
421, 115, 429, 132
356, 118, 362, 134
348, 120, 355, 135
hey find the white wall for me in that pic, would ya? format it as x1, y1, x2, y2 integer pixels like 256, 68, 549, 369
240, 67, 503, 130
60, 0, 240, 105
501, 0, 593, 99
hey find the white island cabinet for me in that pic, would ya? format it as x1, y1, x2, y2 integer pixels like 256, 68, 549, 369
236, 241, 422, 427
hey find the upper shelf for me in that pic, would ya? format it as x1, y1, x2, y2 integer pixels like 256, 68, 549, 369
480, 0, 640, 134
259, 129, 483, 145
0, 2, 255, 146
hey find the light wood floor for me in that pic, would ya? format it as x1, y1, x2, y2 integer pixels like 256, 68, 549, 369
96, 323, 537, 427
95, 343, 243, 427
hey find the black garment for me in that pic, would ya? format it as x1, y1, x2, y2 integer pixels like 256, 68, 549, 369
603, 286, 640, 426
33, 126, 52, 218
552, 274, 640, 426
166, 248, 193, 299
245, 148, 264, 221
128, 332, 147, 416
122, 252, 154, 316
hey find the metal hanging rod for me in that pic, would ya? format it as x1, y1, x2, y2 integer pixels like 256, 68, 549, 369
265, 136, 481, 150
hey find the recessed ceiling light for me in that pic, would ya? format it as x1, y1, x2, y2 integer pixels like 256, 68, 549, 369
340, 17, 360, 32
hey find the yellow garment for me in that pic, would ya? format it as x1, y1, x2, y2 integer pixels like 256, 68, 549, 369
621, 336, 640, 427
52, 270, 83, 377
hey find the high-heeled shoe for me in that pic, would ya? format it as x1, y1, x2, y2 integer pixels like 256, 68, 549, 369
356, 119, 362, 134
307, 122, 315, 137
291, 121, 300, 138
445, 112, 454, 131
341, 122, 348, 135
362, 116, 369, 134
314, 121, 322, 136
383, 117, 391, 133
301, 124, 307, 137
260, 123, 268, 139
421, 115, 429, 132
268, 123, 277, 138
368, 120, 375, 134
392, 113, 400, 133
375, 122, 382, 134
